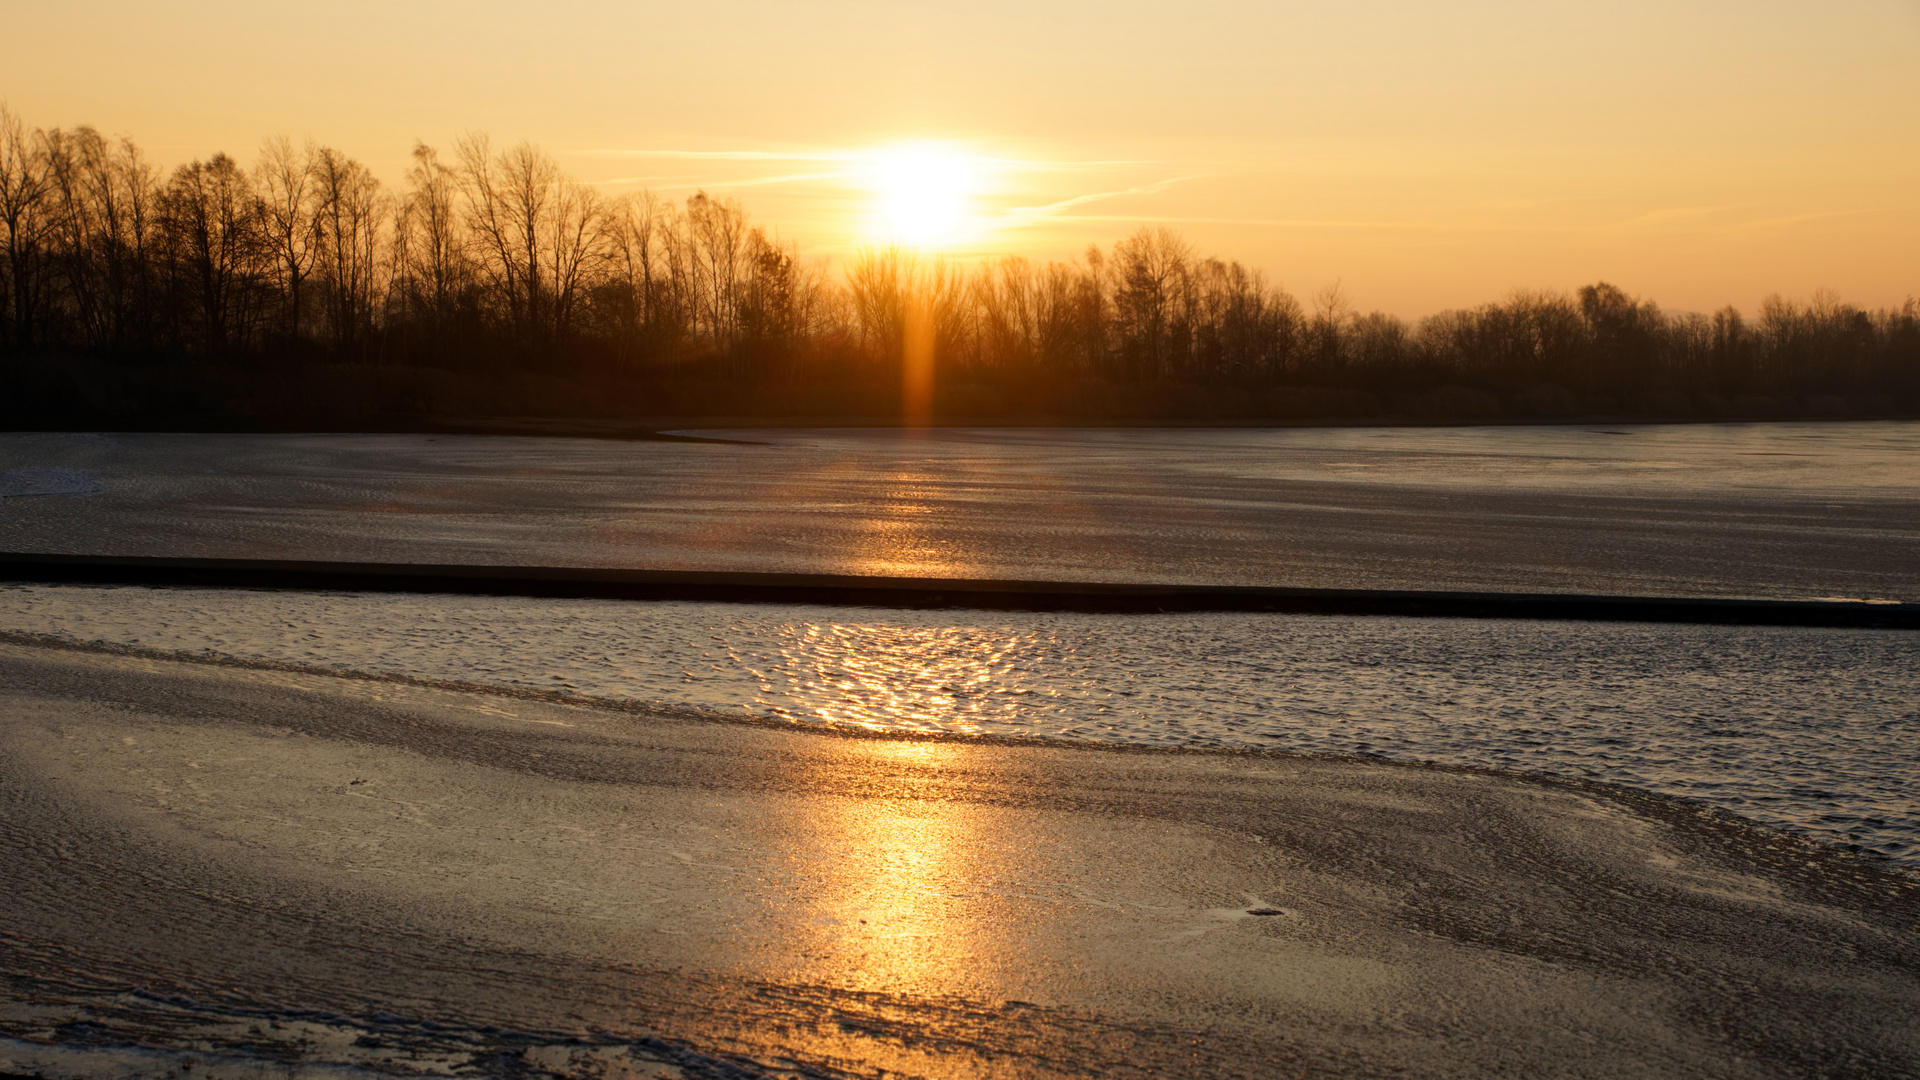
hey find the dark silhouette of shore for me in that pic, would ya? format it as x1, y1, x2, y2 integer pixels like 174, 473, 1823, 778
1, 107, 1913, 430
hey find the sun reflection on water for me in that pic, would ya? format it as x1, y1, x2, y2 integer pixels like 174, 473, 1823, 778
838, 472, 961, 579
755, 622, 1024, 734
796, 741, 989, 995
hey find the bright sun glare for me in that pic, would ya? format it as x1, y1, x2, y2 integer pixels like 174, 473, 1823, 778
863, 144, 979, 248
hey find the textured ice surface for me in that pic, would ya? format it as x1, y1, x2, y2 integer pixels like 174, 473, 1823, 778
3, 422, 1915, 864
0, 466, 102, 498
4, 643, 1915, 1078
6, 583, 1914, 866
2, 422, 1917, 599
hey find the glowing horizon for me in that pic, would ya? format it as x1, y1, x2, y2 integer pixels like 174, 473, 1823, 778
585, 141, 1126, 257
6, 0, 1916, 318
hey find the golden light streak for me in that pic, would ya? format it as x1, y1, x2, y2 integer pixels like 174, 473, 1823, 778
902, 296, 935, 428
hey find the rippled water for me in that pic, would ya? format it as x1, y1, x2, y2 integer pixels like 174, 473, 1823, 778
5, 583, 1914, 868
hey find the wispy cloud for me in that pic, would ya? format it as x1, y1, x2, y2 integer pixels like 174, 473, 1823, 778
694, 170, 855, 189
1600, 205, 1734, 230
981, 156, 1160, 172
1724, 207, 1884, 233
580, 143, 1192, 239
586, 145, 1156, 174
1051, 213, 1454, 230
996, 175, 1207, 229
590, 170, 853, 190
586, 148, 856, 162
1592, 204, 1884, 236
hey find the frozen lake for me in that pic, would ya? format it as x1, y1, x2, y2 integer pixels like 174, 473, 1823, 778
2, 422, 1917, 599
2, 422, 1915, 867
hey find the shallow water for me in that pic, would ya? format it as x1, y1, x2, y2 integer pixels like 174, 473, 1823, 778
6, 583, 1914, 867
2, 422, 1917, 599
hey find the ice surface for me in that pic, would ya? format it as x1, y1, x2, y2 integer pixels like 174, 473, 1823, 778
7, 583, 1914, 866
0, 466, 102, 498
2, 422, 1916, 599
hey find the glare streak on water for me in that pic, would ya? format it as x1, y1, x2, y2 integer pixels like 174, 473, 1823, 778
4, 584, 1915, 868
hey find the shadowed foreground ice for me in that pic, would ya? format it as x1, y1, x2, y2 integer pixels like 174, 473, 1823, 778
1, 642, 1915, 1078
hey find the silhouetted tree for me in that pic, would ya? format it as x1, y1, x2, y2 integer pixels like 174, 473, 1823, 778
310, 147, 384, 356
1110, 226, 1193, 381
397, 142, 468, 342
0, 104, 56, 352
457, 134, 552, 346
254, 137, 320, 342
158, 153, 263, 354
2, 105, 1916, 426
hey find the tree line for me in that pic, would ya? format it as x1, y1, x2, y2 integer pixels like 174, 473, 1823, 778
3, 105, 1915, 426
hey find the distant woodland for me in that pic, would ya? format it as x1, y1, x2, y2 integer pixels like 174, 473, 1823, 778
3, 107, 1916, 431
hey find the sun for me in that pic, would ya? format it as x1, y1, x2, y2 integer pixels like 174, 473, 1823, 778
862, 143, 979, 248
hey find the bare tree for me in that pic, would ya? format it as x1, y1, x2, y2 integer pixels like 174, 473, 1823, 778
603, 189, 679, 353
456, 134, 556, 343
739, 227, 805, 377
684, 191, 748, 359
399, 141, 465, 338
159, 153, 263, 354
254, 136, 321, 341
1309, 280, 1350, 369
544, 173, 602, 343
310, 146, 385, 354
91, 131, 158, 351
967, 256, 1039, 371
0, 104, 56, 351
1110, 226, 1193, 381
40, 126, 159, 352
9, 108, 1920, 423
845, 246, 909, 364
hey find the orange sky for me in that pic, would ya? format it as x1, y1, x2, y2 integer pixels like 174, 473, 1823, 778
7, 0, 1917, 317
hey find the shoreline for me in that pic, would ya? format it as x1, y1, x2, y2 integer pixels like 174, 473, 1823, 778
2, 639, 1916, 1077
7, 412, 1920, 441
4, 553, 1912, 628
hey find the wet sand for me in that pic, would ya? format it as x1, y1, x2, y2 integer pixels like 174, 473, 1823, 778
3, 640, 1916, 1078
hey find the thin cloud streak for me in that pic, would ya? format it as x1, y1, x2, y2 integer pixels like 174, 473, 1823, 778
588, 146, 1157, 172
1049, 208, 1893, 238
589, 170, 852, 189
578, 144, 1201, 244
1717, 207, 1886, 233
581, 146, 1847, 249
586, 149, 854, 162
997, 175, 1209, 229
1045, 213, 1446, 230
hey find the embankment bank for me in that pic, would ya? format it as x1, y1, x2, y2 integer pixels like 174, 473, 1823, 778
2, 640, 1915, 1078
7, 352, 1918, 438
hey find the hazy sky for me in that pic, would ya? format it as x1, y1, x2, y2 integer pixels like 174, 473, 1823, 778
8, 0, 1918, 316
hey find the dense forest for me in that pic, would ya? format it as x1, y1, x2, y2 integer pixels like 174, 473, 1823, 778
3, 106, 1916, 429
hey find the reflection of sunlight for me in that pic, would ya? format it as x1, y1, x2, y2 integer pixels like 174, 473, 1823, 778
842, 472, 962, 579
773, 622, 1018, 734
802, 742, 984, 995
